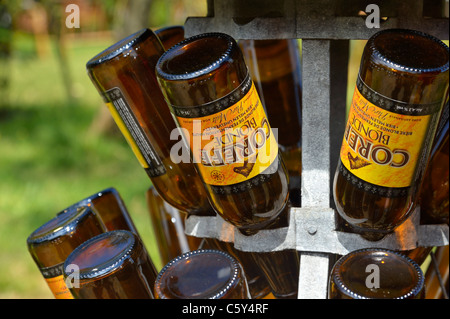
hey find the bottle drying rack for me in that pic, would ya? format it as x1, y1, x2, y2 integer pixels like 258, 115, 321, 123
182, 0, 449, 299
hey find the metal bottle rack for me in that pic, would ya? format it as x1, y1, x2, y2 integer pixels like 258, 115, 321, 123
182, 0, 449, 299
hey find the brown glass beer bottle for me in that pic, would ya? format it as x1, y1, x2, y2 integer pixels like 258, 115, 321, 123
61, 187, 139, 234
86, 28, 211, 216
154, 249, 251, 299
64, 230, 157, 299
403, 106, 449, 265
27, 206, 106, 299
239, 39, 302, 205
329, 248, 425, 299
249, 204, 300, 299
146, 186, 202, 266
155, 25, 185, 50
424, 245, 449, 299
333, 29, 449, 240
203, 238, 272, 299
419, 104, 449, 225
156, 32, 290, 235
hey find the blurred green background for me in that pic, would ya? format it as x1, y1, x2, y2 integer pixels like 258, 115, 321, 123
0, 0, 206, 298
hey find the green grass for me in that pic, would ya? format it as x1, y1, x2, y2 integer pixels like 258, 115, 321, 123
0, 32, 163, 298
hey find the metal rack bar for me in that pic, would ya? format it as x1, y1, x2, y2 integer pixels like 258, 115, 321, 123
185, 0, 449, 40
185, 207, 450, 254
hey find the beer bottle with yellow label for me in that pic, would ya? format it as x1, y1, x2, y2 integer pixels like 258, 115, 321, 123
333, 29, 449, 240
156, 32, 290, 235
27, 206, 106, 299
86, 28, 212, 216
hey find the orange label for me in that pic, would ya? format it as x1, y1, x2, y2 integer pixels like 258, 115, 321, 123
176, 82, 278, 186
340, 86, 431, 188
45, 275, 74, 299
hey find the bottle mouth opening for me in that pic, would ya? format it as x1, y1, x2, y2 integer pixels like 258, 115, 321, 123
368, 29, 449, 74
156, 32, 235, 81
332, 248, 425, 299
64, 230, 136, 280
155, 249, 241, 299
86, 28, 152, 69
27, 206, 93, 245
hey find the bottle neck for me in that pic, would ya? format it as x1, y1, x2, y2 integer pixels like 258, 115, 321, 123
156, 33, 248, 107
359, 29, 449, 105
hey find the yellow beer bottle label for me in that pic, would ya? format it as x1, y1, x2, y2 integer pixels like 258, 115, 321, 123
174, 79, 278, 186
45, 275, 73, 299
41, 263, 74, 299
340, 83, 432, 190
103, 88, 166, 177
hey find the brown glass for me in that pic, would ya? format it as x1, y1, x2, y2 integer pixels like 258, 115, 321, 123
333, 29, 449, 240
249, 204, 300, 299
155, 25, 185, 50
64, 230, 157, 299
204, 238, 272, 299
146, 186, 202, 266
154, 249, 250, 299
424, 245, 449, 299
239, 39, 302, 149
329, 248, 425, 299
27, 206, 106, 299
86, 28, 211, 216
60, 187, 139, 234
402, 246, 433, 265
419, 113, 449, 225
239, 39, 302, 206
156, 32, 290, 235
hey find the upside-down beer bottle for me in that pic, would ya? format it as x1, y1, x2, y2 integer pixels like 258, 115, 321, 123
333, 29, 449, 240
403, 104, 449, 265
27, 206, 106, 299
156, 32, 290, 235
64, 230, 157, 299
203, 238, 272, 299
154, 249, 251, 299
419, 103, 449, 225
155, 25, 185, 50
329, 248, 425, 299
424, 245, 449, 299
249, 204, 300, 299
146, 186, 202, 266
239, 39, 303, 206
60, 187, 139, 234
86, 28, 211, 216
